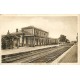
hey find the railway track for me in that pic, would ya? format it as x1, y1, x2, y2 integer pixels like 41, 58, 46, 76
2, 45, 71, 63
29, 47, 70, 63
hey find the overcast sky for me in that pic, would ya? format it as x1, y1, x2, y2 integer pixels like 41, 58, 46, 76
0, 15, 78, 41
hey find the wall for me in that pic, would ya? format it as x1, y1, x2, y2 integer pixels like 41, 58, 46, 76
34, 28, 48, 38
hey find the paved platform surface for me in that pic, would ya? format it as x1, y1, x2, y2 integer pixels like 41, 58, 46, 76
59, 44, 77, 63
1, 45, 59, 55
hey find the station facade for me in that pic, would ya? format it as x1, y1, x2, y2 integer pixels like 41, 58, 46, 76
1, 26, 58, 49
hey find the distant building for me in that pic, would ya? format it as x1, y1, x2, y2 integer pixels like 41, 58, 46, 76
1, 26, 58, 49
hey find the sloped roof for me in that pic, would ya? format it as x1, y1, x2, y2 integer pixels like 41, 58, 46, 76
10, 30, 23, 35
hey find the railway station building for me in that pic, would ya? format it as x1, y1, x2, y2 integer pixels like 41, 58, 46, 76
1, 26, 58, 49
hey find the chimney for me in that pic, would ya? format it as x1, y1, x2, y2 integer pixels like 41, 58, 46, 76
7, 30, 10, 35
16, 28, 18, 32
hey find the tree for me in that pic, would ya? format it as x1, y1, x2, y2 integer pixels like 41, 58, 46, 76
65, 39, 70, 43
1, 36, 6, 49
59, 35, 66, 42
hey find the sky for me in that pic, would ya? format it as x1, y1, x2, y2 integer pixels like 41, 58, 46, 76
0, 15, 78, 41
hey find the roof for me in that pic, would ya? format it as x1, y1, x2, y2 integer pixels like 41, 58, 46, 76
22, 26, 48, 33
1, 30, 23, 39
10, 32, 23, 35
2, 34, 20, 39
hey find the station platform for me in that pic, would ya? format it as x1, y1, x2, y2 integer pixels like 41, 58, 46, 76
59, 44, 77, 63
52, 44, 77, 63
1, 45, 59, 55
